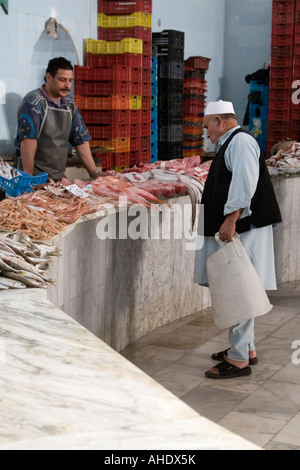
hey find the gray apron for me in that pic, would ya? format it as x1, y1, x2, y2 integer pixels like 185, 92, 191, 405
18, 105, 72, 182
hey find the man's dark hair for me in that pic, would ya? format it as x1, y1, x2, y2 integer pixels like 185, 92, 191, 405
44, 57, 73, 81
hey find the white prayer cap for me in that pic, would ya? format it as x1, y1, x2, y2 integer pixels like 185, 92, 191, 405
204, 100, 235, 116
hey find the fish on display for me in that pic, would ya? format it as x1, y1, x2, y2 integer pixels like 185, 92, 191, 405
0, 230, 58, 290
3, 272, 47, 289
0, 276, 27, 289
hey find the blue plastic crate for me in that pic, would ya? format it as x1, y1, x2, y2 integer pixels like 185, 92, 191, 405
151, 95, 158, 107
152, 82, 158, 94
151, 145, 158, 163
151, 129, 158, 144
151, 107, 158, 121
0, 170, 48, 197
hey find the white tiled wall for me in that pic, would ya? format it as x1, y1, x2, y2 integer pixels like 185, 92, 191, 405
0, 0, 98, 154
152, 0, 226, 105
224, 0, 273, 125
0, 0, 273, 155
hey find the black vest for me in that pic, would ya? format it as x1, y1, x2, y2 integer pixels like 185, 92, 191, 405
202, 128, 282, 236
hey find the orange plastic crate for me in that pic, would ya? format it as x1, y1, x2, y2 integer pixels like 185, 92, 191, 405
75, 95, 131, 110
89, 138, 130, 152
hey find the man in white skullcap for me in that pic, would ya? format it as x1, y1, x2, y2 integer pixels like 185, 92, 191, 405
194, 100, 281, 379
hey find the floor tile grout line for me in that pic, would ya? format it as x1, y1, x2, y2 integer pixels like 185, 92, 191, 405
269, 409, 300, 448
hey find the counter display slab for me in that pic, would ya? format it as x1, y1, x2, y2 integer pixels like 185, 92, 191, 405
0, 289, 259, 450
271, 174, 300, 284
47, 195, 211, 352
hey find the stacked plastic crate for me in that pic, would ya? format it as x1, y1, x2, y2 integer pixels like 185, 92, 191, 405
74, 0, 153, 170
183, 56, 210, 158
153, 30, 185, 160
151, 44, 158, 163
267, 0, 296, 156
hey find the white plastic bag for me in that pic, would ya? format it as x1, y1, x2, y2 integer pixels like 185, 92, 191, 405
206, 233, 273, 329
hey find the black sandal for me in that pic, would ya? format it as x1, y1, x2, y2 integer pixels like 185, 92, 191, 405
211, 349, 258, 366
205, 360, 252, 380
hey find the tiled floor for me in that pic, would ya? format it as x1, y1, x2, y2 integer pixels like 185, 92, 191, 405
121, 282, 300, 450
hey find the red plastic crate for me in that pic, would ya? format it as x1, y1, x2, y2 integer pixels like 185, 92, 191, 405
86, 53, 143, 68
140, 136, 151, 149
293, 66, 300, 78
272, 11, 295, 25
269, 89, 291, 102
112, 152, 131, 168
269, 99, 291, 111
131, 81, 143, 95
272, 22, 294, 35
75, 80, 130, 96
183, 87, 206, 96
142, 54, 152, 69
270, 67, 293, 79
98, 0, 152, 15
88, 124, 130, 139
143, 41, 152, 56
129, 150, 140, 166
140, 121, 151, 136
75, 65, 131, 82
183, 100, 205, 114
271, 45, 294, 57
142, 81, 151, 95
184, 78, 207, 89
130, 123, 143, 137
142, 96, 151, 109
271, 55, 293, 68
130, 137, 140, 151
142, 68, 151, 82
184, 56, 211, 71
130, 122, 151, 137
271, 34, 294, 46
295, 31, 300, 44
133, 109, 151, 124
268, 120, 290, 133
131, 67, 143, 82
270, 77, 293, 89
268, 109, 291, 121
80, 109, 131, 125
273, 0, 296, 14
139, 148, 151, 163
98, 26, 152, 41
96, 153, 114, 170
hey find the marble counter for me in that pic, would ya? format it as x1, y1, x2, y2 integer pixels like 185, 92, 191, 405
0, 289, 259, 450
47, 195, 211, 352
272, 174, 300, 284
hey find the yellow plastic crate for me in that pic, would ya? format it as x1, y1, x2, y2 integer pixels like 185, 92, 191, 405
85, 38, 143, 55
130, 95, 142, 110
98, 12, 152, 29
